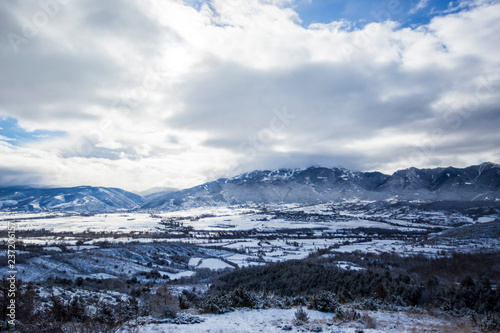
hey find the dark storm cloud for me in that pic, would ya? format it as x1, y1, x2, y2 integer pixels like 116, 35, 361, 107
0, 166, 45, 187
171, 61, 446, 150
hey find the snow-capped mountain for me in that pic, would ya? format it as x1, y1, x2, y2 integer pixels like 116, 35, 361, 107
0, 186, 144, 212
140, 166, 392, 210
1, 163, 499, 212
377, 162, 500, 200
141, 163, 500, 210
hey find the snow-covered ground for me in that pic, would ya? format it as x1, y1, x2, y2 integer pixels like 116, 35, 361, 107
188, 258, 234, 270
118, 308, 468, 333
1, 203, 467, 234
1, 203, 497, 332
1, 203, 497, 284
0, 212, 162, 233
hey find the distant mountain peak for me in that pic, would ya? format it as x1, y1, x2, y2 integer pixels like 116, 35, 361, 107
141, 162, 500, 211
2, 163, 499, 213
0, 186, 144, 213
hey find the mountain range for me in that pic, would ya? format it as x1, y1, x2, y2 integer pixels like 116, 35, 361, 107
1, 162, 499, 212
0, 186, 144, 212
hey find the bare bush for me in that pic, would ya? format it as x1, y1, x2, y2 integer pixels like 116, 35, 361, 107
361, 313, 377, 329
149, 285, 179, 318
294, 307, 309, 324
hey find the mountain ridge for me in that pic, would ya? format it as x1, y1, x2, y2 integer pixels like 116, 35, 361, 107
0, 185, 144, 212
142, 162, 500, 210
1, 162, 499, 212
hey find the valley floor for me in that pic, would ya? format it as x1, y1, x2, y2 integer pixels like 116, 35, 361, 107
1, 202, 499, 332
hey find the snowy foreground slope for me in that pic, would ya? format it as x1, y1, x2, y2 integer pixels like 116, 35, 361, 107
121, 308, 469, 333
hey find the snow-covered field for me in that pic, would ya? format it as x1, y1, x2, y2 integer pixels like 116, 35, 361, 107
2, 203, 497, 282
2, 202, 477, 234
0, 212, 162, 233
1, 205, 497, 277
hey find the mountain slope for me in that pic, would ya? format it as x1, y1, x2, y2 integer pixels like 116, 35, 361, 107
142, 163, 500, 210
141, 167, 388, 209
1, 163, 499, 213
377, 162, 500, 200
0, 186, 144, 212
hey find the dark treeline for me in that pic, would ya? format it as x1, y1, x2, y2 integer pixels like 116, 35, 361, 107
2, 251, 500, 332
206, 251, 500, 316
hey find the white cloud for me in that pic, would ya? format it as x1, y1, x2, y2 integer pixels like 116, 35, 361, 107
0, 0, 499, 190
0, 135, 15, 142
409, 0, 430, 14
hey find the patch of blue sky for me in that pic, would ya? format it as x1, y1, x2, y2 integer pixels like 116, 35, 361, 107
0, 117, 65, 145
292, 0, 459, 28
182, 0, 467, 29
183, 0, 207, 11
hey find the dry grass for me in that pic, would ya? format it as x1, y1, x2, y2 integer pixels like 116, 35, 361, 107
361, 313, 377, 329
409, 323, 475, 333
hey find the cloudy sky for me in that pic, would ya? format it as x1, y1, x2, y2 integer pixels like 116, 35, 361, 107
1, 0, 499, 192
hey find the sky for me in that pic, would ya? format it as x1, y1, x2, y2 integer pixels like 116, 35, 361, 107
0, 0, 499, 192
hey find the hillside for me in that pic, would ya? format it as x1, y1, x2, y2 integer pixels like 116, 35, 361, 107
142, 162, 500, 210
0, 186, 144, 212
1, 162, 499, 213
